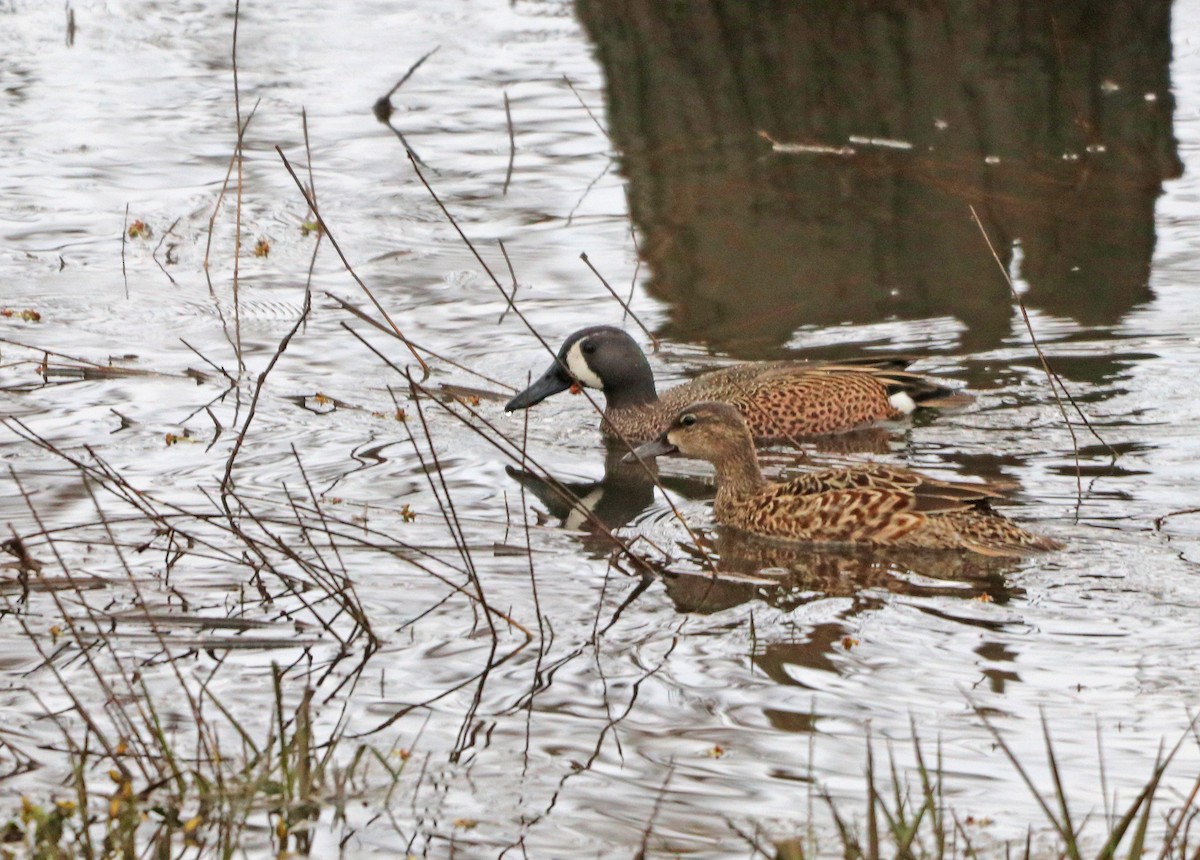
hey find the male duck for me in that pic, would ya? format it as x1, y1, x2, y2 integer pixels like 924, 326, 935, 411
627, 402, 1061, 556
505, 326, 968, 444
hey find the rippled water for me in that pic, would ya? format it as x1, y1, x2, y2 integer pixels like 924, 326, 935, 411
3, 0, 1200, 856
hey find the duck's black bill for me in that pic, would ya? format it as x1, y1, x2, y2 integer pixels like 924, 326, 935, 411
505, 363, 571, 412
622, 437, 677, 464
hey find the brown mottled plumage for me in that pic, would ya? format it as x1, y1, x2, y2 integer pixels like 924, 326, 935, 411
628, 402, 1062, 557
505, 326, 970, 444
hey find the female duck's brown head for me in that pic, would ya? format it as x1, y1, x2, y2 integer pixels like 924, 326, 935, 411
626, 402, 756, 463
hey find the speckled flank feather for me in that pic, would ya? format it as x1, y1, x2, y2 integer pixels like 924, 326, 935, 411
505, 326, 969, 445
633, 403, 1061, 557
605, 363, 965, 443
718, 473, 1061, 555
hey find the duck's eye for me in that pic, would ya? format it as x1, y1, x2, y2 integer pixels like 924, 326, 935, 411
581, 340, 596, 355
680, 413, 697, 427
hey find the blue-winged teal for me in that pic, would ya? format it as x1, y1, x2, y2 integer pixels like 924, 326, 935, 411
505, 326, 968, 444
628, 402, 1061, 556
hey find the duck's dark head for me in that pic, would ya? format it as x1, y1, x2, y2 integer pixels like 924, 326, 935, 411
505, 326, 657, 412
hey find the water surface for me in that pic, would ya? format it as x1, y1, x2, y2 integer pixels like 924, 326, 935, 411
2, 0, 1200, 855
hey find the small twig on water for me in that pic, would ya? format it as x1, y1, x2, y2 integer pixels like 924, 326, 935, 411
496, 238, 518, 324
220, 286, 311, 500
300, 108, 322, 324
502, 91, 516, 195
151, 215, 182, 286
230, 0, 245, 369
330, 298, 507, 389
562, 74, 606, 138
372, 47, 440, 165
634, 758, 674, 859
121, 203, 130, 299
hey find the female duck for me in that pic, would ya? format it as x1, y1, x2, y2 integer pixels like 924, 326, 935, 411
505, 326, 967, 444
628, 402, 1061, 556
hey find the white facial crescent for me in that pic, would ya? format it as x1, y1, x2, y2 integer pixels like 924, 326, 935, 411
565, 341, 604, 390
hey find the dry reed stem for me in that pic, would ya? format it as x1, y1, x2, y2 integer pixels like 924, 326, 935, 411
579, 251, 659, 351
121, 202, 130, 299
503, 91, 516, 195
404, 151, 719, 569
151, 215, 182, 286
274, 147, 430, 376
330, 298, 511, 390
969, 205, 1113, 504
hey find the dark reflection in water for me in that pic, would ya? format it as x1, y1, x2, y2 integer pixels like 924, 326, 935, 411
508, 450, 1024, 616
667, 530, 1019, 613
575, 1, 1180, 355
747, 551, 1024, 705
506, 449, 661, 557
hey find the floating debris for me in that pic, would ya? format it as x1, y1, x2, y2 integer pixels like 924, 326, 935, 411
757, 130, 855, 156
847, 134, 914, 150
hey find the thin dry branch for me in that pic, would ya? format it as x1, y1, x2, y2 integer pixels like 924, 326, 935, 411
969, 205, 1114, 504
275, 147, 430, 376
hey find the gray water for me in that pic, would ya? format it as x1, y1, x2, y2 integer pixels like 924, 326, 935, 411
2, 0, 1200, 856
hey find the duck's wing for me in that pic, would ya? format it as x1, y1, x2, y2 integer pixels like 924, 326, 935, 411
751, 364, 973, 410
779, 465, 1007, 513
676, 356, 917, 386
663, 364, 969, 440
731, 480, 930, 544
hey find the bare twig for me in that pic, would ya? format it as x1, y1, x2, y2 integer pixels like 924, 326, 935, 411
502, 91, 516, 195
579, 251, 659, 351
969, 206, 1114, 502
121, 203, 130, 299
562, 74, 606, 137
329, 296, 507, 389
372, 47, 440, 164
220, 287, 311, 498
275, 147, 429, 376
496, 238, 518, 325
151, 215, 182, 286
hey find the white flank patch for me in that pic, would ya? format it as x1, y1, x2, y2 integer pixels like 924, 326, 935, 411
889, 391, 917, 414
565, 341, 604, 390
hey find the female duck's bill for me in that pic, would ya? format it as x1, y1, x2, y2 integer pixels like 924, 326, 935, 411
623, 436, 676, 461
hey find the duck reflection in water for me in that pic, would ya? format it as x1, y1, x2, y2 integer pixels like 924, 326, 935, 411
506, 440, 1026, 620
505, 420, 930, 561
662, 529, 1021, 615
504, 443, 714, 558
